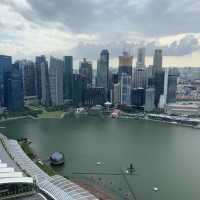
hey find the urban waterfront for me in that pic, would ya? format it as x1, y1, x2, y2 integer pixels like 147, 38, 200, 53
1, 115, 200, 200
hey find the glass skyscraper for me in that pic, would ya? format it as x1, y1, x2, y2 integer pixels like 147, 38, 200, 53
63, 56, 73, 101
7, 62, 24, 112
0, 55, 12, 107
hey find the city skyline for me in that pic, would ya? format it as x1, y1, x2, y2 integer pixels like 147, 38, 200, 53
0, 0, 200, 67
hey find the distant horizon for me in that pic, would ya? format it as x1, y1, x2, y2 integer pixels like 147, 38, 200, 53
2, 54, 200, 70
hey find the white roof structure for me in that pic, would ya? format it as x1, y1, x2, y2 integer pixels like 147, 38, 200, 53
0, 160, 33, 185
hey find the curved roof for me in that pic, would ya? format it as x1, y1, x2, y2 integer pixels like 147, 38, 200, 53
0, 177, 33, 185
0, 160, 33, 185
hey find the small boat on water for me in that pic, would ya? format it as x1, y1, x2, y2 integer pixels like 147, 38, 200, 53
153, 187, 159, 192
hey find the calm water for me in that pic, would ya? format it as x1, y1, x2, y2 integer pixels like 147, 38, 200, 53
1, 115, 200, 200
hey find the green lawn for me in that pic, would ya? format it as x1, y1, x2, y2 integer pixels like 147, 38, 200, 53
38, 111, 65, 119
36, 160, 57, 176
20, 142, 35, 160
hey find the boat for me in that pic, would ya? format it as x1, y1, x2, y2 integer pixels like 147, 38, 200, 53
153, 187, 158, 192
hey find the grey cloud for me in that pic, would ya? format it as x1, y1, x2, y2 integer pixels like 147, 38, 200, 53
2, 0, 200, 37
71, 35, 200, 59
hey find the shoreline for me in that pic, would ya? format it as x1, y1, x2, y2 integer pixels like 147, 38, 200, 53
1, 110, 199, 130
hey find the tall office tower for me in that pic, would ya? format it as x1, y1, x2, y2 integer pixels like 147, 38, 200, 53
35, 55, 47, 101
20, 60, 36, 97
136, 48, 145, 68
72, 74, 83, 106
145, 88, 155, 112
153, 49, 163, 75
146, 65, 154, 86
63, 56, 73, 101
163, 68, 178, 104
154, 71, 165, 107
0, 55, 12, 107
79, 58, 93, 88
133, 68, 147, 89
120, 73, 132, 105
7, 62, 24, 112
118, 51, 133, 77
131, 88, 145, 107
167, 70, 177, 103
96, 49, 109, 98
113, 83, 121, 105
41, 61, 51, 106
49, 56, 64, 106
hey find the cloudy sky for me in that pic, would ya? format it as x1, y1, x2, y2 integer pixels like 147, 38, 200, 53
0, 0, 200, 68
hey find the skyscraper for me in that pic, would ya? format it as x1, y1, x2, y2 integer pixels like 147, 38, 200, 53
63, 56, 73, 101
20, 60, 36, 97
136, 48, 145, 68
153, 49, 163, 75
163, 68, 178, 104
96, 49, 109, 99
145, 88, 155, 112
35, 56, 51, 106
0, 55, 12, 107
113, 83, 121, 105
79, 58, 93, 88
49, 56, 64, 106
7, 62, 24, 112
35, 56, 46, 101
154, 71, 165, 107
41, 61, 51, 106
133, 68, 147, 89
118, 51, 133, 77
131, 88, 145, 107
167, 72, 177, 104
120, 73, 131, 105
72, 74, 83, 106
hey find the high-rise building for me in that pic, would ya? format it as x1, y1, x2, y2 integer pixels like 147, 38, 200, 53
145, 88, 155, 112
0, 55, 12, 107
113, 83, 121, 105
153, 49, 163, 75
146, 65, 154, 86
41, 61, 51, 106
83, 87, 106, 106
7, 62, 24, 112
35, 56, 51, 106
96, 50, 109, 98
72, 74, 83, 106
163, 68, 178, 105
133, 68, 147, 89
167, 72, 177, 104
120, 73, 132, 105
118, 51, 133, 77
154, 71, 165, 107
136, 48, 145, 68
131, 88, 145, 107
49, 56, 64, 106
20, 60, 36, 97
79, 58, 93, 88
63, 56, 73, 101
35, 55, 47, 101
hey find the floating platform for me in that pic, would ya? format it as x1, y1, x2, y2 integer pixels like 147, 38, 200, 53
50, 152, 64, 166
